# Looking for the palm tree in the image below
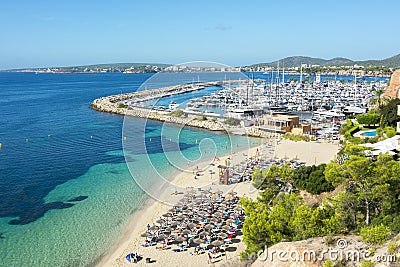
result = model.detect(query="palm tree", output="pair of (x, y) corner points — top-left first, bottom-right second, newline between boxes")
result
(370, 87), (386, 109)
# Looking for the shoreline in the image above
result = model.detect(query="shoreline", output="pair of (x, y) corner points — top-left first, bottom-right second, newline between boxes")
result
(97, 138), (340, 266)
(96, 142), (263, 267)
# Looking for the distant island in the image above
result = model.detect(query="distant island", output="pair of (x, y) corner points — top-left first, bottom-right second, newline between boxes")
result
(3, 54), (400, 77)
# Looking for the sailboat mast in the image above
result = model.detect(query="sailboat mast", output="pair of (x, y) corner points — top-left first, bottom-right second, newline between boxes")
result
(300, 64), (303, 84)
(276, 62), (280, 103)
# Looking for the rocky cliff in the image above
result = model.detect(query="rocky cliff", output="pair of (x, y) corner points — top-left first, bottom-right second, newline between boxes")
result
(384, 70), (400, 99)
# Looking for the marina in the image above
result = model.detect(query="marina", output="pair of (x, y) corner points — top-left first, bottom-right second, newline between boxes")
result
(102, 72), (389, 135)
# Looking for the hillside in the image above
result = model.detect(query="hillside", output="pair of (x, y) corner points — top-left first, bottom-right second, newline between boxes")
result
(251, 54), (400, 68)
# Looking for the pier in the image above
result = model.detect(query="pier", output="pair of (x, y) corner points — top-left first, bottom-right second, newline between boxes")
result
(90, 79), (263, 131)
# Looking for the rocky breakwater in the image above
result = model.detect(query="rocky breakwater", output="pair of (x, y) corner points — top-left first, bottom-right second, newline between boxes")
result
(90, 83), (226, 131)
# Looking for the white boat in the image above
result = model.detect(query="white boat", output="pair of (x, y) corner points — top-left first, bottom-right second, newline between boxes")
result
(343, 106), (366, 114)
(168, 102), (180, 110)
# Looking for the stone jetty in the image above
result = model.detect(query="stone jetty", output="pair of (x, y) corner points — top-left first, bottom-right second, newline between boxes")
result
(90, 80), (261, 132)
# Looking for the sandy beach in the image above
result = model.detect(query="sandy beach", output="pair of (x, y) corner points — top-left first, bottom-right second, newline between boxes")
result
(98, 138), (340, 267)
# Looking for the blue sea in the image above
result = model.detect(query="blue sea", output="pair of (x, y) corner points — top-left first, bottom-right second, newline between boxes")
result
(0, 71), (261, 266)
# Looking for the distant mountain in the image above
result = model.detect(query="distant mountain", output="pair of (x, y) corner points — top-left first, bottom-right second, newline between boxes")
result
(250, 54), (400, 68)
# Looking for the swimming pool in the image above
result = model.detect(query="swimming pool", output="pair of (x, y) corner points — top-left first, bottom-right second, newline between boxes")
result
(361, 130), (377, 137)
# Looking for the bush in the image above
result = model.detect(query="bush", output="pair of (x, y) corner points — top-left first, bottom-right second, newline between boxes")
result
(117, 103), (128, 108)
(224, 118), (240, 126)
(292, 164), (334, 195)
(379, 126), (397, 138)
(197, 115), (207, 121)
(170, 109), (184, 117)
(282, 133), (311, 142)
(360, 260), (374, 267)
(388, 241), (398, 255)
(360, 224), (391, 245)
(357, 113), (380, 126)
(322, 260), (335, 267)
(339, 120), (354, 134)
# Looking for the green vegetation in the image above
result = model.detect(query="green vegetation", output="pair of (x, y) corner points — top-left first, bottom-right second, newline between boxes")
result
(170, 109), (184, 117)
(379, 98), (400, 128)
(356, 113), (380, 126)
(360, 224), (391, 245)
(241, 151), (400, 258)
(388, 241), (399, 255)
(360, 260), (375, 267)
(224, 118), (240, 126)
(197, 115), (207, 121)
(249, 54), (400, 69)
(117, 103), (128, 108)
(376, 126), (397, 138)
(322, 260), (335, 267)
(292, 164), (334, 195)
(282, 133), (312, 142)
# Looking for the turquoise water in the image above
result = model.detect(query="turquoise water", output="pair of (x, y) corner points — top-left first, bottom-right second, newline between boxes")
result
(0, 72), (259, 266)
(361, 130), (377, 137)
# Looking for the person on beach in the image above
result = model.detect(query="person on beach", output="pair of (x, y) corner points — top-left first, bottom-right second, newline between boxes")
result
(147, 224), (150, 231)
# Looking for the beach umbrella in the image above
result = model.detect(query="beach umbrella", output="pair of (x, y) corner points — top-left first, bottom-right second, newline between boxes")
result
(175, 236), (187, 243)
(205, 224), (214, 230)
(164, 226), (173, 232)
(156, 219), (165, 224)
(140, 232), (151, 237)
(187, 222), (197, 229)
(157, 234), (168, 241)
(228, 191), (237, 196)
(197, 231), (207, 238)
(192, 238), (205, 244)
(163, 213), (173, 218)
(226, 219), (234, 224)
(221, 225), (230, 231)
(182, 229), (192, 235)
(211, 240), (224, 247)
(210, 218), (219, 223)
(149, 225), (159, 231)
(170, 221), (179, 227)
(218, 232), (228, 239)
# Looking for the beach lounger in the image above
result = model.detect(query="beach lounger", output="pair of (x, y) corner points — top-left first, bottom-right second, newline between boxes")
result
(210, 252), (222, 259)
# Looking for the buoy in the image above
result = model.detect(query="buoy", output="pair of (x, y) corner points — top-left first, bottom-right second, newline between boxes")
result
(0, 143), (2, 149)
(48, 134), (51, 138)
(195, 139), (198, 144)
(150, 138), (152, 142)
(26, 138), (29, 143)
(90, 135), (93, 139)
(123, 136), (127, 141)
(170, 138), (172, 142)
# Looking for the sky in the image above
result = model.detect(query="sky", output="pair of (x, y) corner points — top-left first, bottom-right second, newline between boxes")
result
(1, 0), (399, 69)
